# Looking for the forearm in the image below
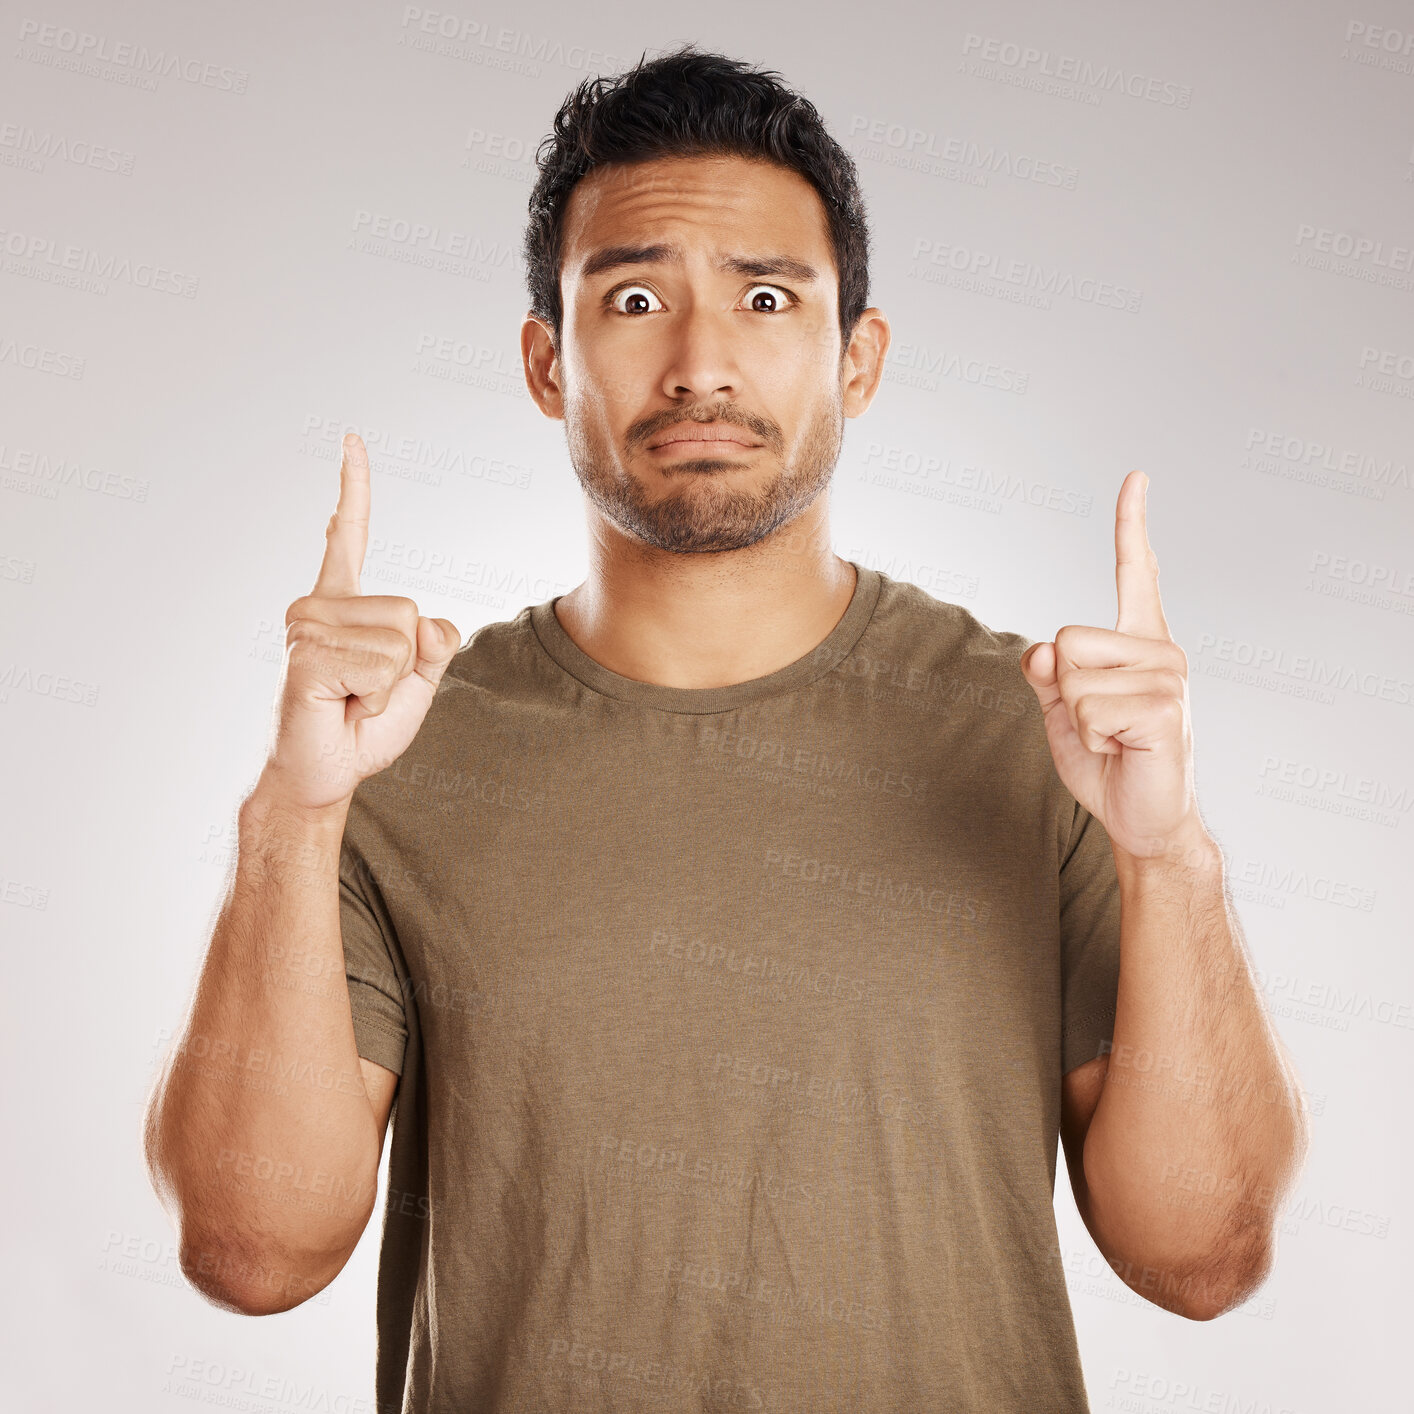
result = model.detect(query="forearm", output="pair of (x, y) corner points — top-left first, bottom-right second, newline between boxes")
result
(1081, 825), (1310, 1313)
(144, 780), (381, 1307)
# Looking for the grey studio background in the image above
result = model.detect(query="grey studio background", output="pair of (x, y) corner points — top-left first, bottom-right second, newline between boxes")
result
(3, 1), (1411, 1410)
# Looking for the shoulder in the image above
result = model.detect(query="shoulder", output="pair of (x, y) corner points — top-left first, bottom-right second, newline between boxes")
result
(856, 570), (1065, 818)
(431, 602), (564, 710)
(861, 568), (1038, 707)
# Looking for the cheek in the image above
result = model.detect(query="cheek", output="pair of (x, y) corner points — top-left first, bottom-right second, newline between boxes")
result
(786, 312), (842, 371)
(566, 306), (651, 392)
(563, 383), (626, 450)
(568, 343), (643, 416)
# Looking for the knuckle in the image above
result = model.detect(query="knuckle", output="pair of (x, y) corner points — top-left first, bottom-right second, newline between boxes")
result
(370, 629), (413, 673)
(360, 596), (420, 637)
(395, 599), (422, 639)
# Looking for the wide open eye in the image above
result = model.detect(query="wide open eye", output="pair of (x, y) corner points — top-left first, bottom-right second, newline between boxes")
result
(606, 284), (664, 315)
(741, 284), (796, 313)
(604, 283), (799, 315)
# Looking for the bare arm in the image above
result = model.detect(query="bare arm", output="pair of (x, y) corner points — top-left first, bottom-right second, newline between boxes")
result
(1025, 477), (1309, 1322)
(142, 435), (454, 1316)
(1069, 825), (1310, 1321)
(143, 784), (399, 1314)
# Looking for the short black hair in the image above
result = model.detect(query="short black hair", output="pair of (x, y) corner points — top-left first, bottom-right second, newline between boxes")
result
(522, 43), (872, 360)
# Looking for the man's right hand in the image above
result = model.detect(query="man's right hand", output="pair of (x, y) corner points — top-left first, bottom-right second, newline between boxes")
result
(259, 432), (460, 812)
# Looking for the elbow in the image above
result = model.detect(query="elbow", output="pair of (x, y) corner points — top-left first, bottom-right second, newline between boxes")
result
(178, 1242), (278, 1317)
(178, 1228), (336, 1316)
(1083, 1178), (1280, 1322)
(141, 1104), (303, 1315)
(142, 1080), (368, 1316)
(1172, 1232), (1277, 1322)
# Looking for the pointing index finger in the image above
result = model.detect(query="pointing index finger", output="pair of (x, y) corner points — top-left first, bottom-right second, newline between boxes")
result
(314, 433), (370, 597)
(1115, 470), (1169, 639)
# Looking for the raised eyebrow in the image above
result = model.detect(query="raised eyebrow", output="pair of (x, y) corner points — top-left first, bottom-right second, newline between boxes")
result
(580, 242), (820, 284)
(721, 253), (820, 283)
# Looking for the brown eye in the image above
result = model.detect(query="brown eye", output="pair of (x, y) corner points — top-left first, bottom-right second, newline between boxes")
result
(744, 284), (793, 313)
(608, 284), (662, 315)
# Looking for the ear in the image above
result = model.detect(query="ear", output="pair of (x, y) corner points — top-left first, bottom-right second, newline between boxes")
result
(841, 307), (891, 418)
(521, 313), (564, 419)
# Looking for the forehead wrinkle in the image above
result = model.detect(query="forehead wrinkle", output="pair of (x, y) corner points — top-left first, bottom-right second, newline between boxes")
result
(577, 241), (821, 284)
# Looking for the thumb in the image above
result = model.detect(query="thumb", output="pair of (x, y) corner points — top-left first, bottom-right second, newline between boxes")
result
(1020, 641), (1062, 709)
(413, 616), (461, 687)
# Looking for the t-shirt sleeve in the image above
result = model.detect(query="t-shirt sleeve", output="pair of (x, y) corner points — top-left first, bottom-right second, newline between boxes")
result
(1058, 798), (1123, 1075)
(338, 836), (409, 1078)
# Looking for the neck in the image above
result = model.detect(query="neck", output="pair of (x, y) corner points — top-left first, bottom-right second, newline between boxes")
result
(553, 499), (857, 691)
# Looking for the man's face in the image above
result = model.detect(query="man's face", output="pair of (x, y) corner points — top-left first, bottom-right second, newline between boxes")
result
(542, 154), (853, 555)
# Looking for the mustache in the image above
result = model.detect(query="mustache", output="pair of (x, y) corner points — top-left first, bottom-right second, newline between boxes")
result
(632, 406), (778, 448)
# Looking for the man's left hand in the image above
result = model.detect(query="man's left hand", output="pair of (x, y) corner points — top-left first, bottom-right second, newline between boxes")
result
(1019, 470), (1203, 862)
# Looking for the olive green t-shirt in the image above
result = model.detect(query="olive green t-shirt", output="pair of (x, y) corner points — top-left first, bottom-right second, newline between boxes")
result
(338, 561), (1122, 1413)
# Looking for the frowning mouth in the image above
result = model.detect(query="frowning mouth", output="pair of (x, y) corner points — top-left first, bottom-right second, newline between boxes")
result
(648, 423), (765, 451)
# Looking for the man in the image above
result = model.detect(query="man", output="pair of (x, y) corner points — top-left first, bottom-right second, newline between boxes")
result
(144, 44), (1309, 1414)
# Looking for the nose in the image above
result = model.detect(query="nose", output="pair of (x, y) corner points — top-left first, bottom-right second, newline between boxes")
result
(660, 301), (742, 402)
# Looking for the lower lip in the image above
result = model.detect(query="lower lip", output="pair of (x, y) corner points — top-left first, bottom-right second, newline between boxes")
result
(650, 439), (759, 453)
